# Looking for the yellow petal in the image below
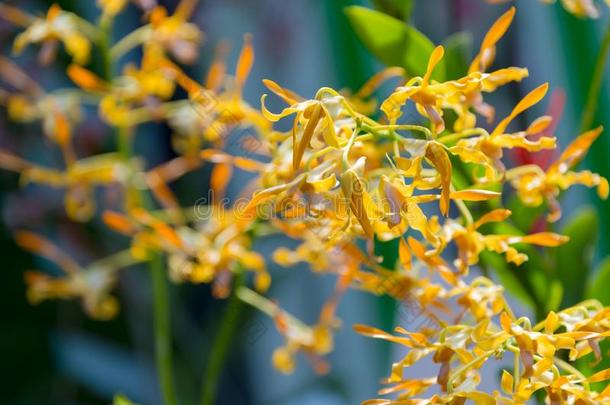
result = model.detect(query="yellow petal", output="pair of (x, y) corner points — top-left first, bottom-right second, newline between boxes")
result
(425, 142), (451, 216)
(450, 189), (500, 201)
(518, 232), (568, 247)
(501, 370), (513, 394)
(493, 83), (548, 136)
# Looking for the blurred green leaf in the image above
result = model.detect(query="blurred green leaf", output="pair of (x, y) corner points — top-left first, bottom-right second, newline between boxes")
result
(441, 32), (472, 80)
(546, 280), (563, 313)
(114, 394), (140, 405)
(586, 256), (610, 304)
(374, 236), (399, 270)
(555, 207), (598, 307)
(344, 6), (444, 80)
(488, 222), (555, 318)
(371, 0), (414, 21)
(506, 196), (547, 233)
(479, 251), (535, 310)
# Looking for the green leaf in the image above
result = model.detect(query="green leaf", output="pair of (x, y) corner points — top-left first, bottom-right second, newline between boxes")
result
(441, 32), (472, 80)
(371, 0), (414, 21)
(344, 6), (444, 80)
(555, 207), (598, 307)
(586, 256), (610, 304)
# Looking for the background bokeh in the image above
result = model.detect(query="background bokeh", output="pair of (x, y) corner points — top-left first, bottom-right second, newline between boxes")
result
(0, 0), (608, 404)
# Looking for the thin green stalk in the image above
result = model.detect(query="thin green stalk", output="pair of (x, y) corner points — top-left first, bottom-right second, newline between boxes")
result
(201, 271), (246, 405)
(99, 17), (114, 83)
(151, 251), (178, 405)
(581, 19), (610, 132)
(99, 20), (177, 405)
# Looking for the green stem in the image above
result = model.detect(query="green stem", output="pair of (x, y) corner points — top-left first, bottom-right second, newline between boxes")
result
(99, 17), (113, 82)
(151, 251), (178, 405)
(201, 271), (246, 405)
(581, 19), (610, 132)
(99, 19), (177, 405)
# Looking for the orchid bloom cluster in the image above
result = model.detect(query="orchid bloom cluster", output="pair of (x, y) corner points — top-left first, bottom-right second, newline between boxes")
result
(1, 2), (610, 404)
(0, 0), (270, 317)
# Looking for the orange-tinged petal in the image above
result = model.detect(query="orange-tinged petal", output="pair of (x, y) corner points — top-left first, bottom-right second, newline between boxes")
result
(235, 34), (254, 92)
(354, 67), (405, 99)
(469, 7), (515, 73)
(450, 189), (500, 201)
(518, 232), (568, 246)
(353, 324), (417, 347)
(293, 104), (322, 171)
(262, 79), (301, 105)
(205, 40), (229, 91)
(15, 231), (81, 274)
(102, 211), (137, 235)
(526, 115), (553, 135)
(233, 156), (265, 172)
(67, 64), (106, 92)
(500, 311), (512, 332)
(210, 162), (233, 200)
(423, 46), (444, 87)
(501, 370), (513, 394)
(493, 83), (548, 136)
(588, 368), (610, 383)
(548, 126), (603, 175)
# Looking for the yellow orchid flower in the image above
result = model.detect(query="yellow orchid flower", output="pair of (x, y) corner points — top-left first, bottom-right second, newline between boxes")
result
(0, 150), (128, 221)
(439, 209), (568, 272)
(103, 202), (270, 296)
(147, 0), (202, 64)
(16, 231), (139, 320)
(381, 8), (528, 134)
(12, 4), (93, 65)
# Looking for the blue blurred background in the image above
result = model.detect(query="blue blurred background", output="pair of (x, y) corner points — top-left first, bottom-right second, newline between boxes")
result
(0, 0), (609, 404)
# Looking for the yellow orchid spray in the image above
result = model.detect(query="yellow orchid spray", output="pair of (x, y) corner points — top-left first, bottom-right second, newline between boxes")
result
(0, 1), (609, 405)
